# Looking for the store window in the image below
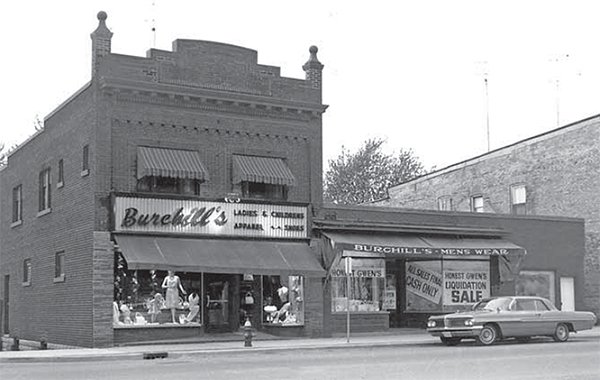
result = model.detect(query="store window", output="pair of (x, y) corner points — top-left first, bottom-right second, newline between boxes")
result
(331, 258), (386, 313)
(114, 255), (202, 326)
(405, 257), (490, 313)
(510, 184), (527, 215)
(262, 275), (304, 325)
(515, 270), (555, 304)
(12, 185), (22, 225)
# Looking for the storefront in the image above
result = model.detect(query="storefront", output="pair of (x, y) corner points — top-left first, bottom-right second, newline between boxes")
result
(321, 232), (526, 331)
(111, 195), (325, 343)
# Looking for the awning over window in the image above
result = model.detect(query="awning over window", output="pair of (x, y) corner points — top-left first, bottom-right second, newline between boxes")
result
(232, 155), (296, 186)
(137, 147), (209, 181)
(321, 232), (526, 257)
(114, 235), (325, 277)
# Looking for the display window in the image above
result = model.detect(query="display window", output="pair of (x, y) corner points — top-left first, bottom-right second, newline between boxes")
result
(262, 275), (304, 326)
(331, 258), (386, 313)
(114, 255), (201, 327)
(405, 257), (490, 313)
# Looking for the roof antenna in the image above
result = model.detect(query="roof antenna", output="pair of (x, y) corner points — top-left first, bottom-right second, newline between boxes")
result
(476, 61), (491, 152)
(146, 0), (157, 48)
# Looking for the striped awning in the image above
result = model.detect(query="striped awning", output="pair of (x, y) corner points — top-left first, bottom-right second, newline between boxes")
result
(137, 147), (209, 181)
(233, 155), (296, 186)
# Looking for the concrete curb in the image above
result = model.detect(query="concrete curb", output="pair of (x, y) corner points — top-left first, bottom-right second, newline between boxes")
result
(1, 327), (598, 363)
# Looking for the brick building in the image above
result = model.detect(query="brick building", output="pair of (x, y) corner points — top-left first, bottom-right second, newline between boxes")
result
(0, 12), (327, 347)
(0, 12), (592, 348)
(373, 115), (599, 320)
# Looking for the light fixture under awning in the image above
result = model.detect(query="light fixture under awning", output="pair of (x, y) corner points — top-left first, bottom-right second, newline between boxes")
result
(232, 155), (296, 186)
(137, 147), (209, 181)
(114, 235), (325, 277)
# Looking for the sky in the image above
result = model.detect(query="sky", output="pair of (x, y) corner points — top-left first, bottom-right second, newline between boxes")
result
(1, 1), (599, 170)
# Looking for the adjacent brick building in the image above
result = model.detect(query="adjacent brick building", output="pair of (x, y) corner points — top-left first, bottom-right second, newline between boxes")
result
(374, 115), (600, 320)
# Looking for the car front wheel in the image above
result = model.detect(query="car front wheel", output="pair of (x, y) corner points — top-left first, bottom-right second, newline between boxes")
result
(477, 324), (498, 346)
(553, 323), (570, 342)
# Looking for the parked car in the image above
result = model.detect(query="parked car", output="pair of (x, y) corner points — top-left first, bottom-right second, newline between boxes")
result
(427, 296), (596, 346)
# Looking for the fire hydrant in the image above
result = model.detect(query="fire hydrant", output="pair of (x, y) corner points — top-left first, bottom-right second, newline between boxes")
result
(244, 318), (252, 347)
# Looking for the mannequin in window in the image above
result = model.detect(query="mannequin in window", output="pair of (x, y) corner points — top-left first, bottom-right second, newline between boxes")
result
(273, 285), (290, 323)
(162, 270), (186, 323)
(183, 291), (200, 323)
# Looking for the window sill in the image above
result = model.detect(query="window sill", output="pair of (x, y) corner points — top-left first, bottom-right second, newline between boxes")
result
(22, 281), (31, 287)
(37, 208), (52, 218)
(113, 322), (201, 329)
(262, 322), (305, 327)
(53, 275), (66, 283)
(57, 181), (64, 189)
(81, 169), (89, 177)
(11, 220), (22, 228)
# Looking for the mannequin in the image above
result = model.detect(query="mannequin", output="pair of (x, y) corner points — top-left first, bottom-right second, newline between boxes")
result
(162, 270), (186, 323)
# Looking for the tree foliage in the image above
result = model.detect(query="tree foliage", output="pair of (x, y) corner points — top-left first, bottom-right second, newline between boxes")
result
(324, 138), (428, 205)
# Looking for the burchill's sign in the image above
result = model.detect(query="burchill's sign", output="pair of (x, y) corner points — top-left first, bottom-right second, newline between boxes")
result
(114, 196), (308, 239)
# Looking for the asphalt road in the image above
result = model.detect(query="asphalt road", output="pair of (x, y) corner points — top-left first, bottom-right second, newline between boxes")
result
(2, 336), (599, 380)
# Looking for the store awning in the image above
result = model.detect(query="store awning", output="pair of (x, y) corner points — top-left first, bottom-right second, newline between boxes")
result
(321, 232), (526, 257)
(114, 235), (325, 277)
(137, 147), (209, 181)
(232, 155), (296, 186)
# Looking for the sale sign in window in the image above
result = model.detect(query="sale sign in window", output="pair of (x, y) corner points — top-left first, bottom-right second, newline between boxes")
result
(443, 267), (490, 305)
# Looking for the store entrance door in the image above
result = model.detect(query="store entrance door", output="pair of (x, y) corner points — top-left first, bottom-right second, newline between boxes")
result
(204, 274), (234, 332)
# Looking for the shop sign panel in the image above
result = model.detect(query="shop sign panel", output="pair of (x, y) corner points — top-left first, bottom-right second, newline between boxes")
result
(443, 269), (490, 305)
(405, 262), (443, 303)
(114, 196), (307, 239)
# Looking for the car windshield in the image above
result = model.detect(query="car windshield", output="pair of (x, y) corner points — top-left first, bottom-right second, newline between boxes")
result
(473, 298), (512, 312)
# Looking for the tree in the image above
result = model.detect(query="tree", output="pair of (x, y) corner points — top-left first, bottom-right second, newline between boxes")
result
(324, 137), (429, 205)
(0, 143), (7, 167)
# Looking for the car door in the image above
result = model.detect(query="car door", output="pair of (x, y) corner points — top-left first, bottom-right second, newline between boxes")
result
(511, 299), (545, 336)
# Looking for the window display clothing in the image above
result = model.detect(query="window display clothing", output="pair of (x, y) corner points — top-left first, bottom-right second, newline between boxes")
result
(162, 273), (184, 308)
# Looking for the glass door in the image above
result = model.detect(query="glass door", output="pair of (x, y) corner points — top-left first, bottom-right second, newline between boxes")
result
(205, 274), (231, 332)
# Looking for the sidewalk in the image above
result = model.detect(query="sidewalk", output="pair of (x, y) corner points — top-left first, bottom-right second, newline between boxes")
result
(1, 326), (598, 363)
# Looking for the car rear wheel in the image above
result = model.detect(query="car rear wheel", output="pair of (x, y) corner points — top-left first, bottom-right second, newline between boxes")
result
(477, 324), (498, 346)
(553, 323), (569, 342)
(440, 337), (462, 346)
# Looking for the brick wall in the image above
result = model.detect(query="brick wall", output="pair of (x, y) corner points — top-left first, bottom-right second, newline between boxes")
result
(377, 116), (600, 318)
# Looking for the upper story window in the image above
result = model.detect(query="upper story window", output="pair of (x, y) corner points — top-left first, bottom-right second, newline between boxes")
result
(12, 185), (22, 225)
(38, 168), (51, 213)
(233, 155), (296, 201)
(437, 196), (453, 211)
(136, 147), (208, 196)
(471, 195), (484, 213)
(510, 184), (527, 215)
(58, 159), (64, 187)
(82, 145), (90, 176)
(54, 251), (66, 282)
(23, 259), (32, 286)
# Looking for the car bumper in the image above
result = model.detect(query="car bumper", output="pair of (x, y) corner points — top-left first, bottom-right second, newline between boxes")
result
(428, 326), (483, 338)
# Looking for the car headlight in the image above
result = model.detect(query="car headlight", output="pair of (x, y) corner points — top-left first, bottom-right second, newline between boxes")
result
(464, 319), (474, 326)
(427, 320), (437, 328)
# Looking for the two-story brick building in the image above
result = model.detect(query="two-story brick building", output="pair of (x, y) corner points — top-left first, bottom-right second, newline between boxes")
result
(0, 12), (327, 347)
(373, 115), (599, 320)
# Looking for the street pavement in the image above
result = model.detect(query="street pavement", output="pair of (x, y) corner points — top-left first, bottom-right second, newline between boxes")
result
(1, 326), (598, 363)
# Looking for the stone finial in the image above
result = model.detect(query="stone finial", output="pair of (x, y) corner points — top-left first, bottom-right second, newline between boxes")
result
(303, 45), (324, 71)
(303, 46), (324, 94)
(91, 11), (113, 77)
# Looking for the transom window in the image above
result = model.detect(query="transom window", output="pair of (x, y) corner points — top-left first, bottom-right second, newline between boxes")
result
(242, 182), (287, 200)
(137, 176), (201, 196)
